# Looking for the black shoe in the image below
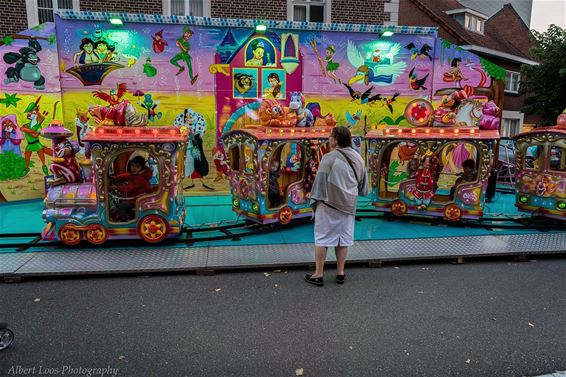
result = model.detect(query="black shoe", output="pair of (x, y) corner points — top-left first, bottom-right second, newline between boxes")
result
(336, 274), (345, 284)
(304, 274), (324, 286)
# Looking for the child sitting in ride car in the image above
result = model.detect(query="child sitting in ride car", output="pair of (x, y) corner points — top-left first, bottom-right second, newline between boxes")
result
(450, 159), (477, 199)
(268, 159), (281, 208)
(113, 156), (152, 221)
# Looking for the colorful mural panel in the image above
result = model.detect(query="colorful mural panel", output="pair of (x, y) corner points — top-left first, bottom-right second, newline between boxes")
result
(0, 12), (504, 201)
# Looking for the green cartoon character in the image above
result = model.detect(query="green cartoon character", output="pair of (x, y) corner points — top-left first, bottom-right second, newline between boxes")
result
(170, 27), (198, 85)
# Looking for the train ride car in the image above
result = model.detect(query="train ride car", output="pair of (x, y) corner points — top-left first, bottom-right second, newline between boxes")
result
(222, 125), (334, 224)
(513, 113), (566, 220)
(41, 124), (188, 245)
(366, 94), (500, 221)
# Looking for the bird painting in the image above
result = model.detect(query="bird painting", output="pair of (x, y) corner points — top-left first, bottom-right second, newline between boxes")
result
(404, 42), (433, 61)
(92, 83), (127, 106)
(346, 41), (407, 86)
(345, 109), (363, 126)
(408, 67), (429, 91)
(382, 92), (400, 114)
(343, 83), (382, 105)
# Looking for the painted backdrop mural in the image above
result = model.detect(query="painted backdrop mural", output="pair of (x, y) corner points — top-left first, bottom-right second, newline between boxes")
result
(0, 12), (504, 201)
(0, 23), (61, 201)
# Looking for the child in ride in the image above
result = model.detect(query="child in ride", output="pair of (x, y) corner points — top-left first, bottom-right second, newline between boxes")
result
(450, 159), (477, 199)
(113, 156), (152, 221)
(268, 159), (281, 208)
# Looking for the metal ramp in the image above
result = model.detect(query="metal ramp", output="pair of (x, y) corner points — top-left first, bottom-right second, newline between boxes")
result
(1, 233), (564, 281)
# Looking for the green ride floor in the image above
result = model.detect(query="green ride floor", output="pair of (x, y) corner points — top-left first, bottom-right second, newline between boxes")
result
(0, 192), (555, 253)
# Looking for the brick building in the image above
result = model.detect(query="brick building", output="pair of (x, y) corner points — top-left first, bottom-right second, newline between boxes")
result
(1, 0), (538, 134)
(1, 0), (396, 38)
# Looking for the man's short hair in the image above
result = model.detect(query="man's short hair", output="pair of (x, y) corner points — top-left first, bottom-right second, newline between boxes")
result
(332, 126), (352, 148)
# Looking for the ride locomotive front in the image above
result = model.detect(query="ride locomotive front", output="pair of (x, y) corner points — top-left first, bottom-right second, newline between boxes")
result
(41, 125), (188, 245)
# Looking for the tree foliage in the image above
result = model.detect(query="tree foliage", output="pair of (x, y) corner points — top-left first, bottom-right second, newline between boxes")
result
(520, 25), (566, 125)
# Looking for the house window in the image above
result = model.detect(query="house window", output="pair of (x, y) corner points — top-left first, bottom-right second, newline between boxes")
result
(26, 0), (79, 26)
(501, 118), (521, 138)
(505, 71), (521, 93)
(288, 0), (330, 23)
(464, 13), (484, 33)
(163, 0), (210, 17)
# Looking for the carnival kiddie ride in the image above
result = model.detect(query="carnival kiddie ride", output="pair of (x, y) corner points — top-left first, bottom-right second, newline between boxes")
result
(41, 102), (189, 245)
(366, 91), (501, 221)
(222, 95), (338, 224)
(513, 110), (566, 220)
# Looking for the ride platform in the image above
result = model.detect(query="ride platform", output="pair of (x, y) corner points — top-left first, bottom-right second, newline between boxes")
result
(1, 193), (565, 281)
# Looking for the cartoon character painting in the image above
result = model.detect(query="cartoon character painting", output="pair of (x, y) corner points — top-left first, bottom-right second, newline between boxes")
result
(234, 72), (255, 95)
(170, 27), (198, 85)
(140, 94), (162, 122)
(404, 42), (433, 60)
(3, 39), (46, 90)
(94, 39), (118, 63)
(152, 29), (168, 53)
(343, 84), (382, 105)
(246, 39), (266, 66)
(346, 41), (407, 86)
(0, 114), (24, 156)
(408, 67), (429, 91)
(21, 98), (53, 175)
(92, 83), (128, 106)
(212, 147), (227, 182)
(263, 72), (283, 99)
(387, 141), (418, 191)
(174, 109), (211, 189)
(317, 45), (341, 84)
(73, 38), (99, 65)
(443, 58), (468, 83)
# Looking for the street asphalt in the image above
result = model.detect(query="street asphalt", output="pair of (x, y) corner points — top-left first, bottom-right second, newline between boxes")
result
(1, 256), (566, 377)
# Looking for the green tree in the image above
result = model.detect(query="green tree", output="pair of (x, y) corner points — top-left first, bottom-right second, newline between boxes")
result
(520, 25), (566, 125)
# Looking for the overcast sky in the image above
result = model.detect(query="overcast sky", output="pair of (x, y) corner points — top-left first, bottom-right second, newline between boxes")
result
(530, 0), (566, 32)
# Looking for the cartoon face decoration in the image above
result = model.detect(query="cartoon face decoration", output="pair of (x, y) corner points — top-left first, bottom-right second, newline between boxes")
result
(271, 105), (283, 117)
(2, 119), (14, 133)
(55, 139), (74, 158)
(234, 73), (254, 94)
